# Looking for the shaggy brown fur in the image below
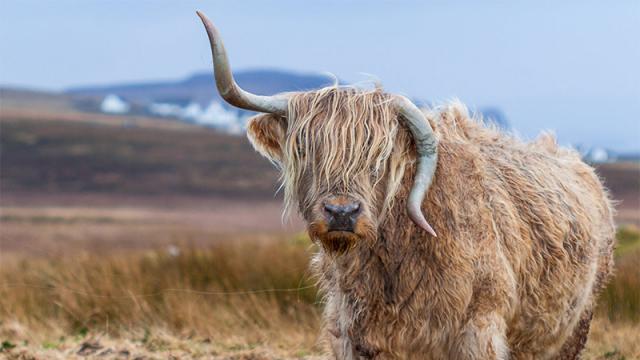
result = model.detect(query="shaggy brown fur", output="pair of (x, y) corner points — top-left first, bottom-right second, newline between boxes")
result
(246, 87), (615, 359)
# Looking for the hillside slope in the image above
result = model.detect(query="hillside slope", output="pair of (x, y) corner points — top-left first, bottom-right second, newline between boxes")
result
(0, 111), (280, 199)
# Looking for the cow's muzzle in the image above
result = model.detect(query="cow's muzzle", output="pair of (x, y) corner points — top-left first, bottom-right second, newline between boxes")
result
(323, 197), (361, 233)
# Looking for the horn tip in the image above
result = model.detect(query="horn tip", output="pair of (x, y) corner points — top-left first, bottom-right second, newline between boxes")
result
(195, 10), (208, 22)
(421, 221), (437, 237)
(408, 205), (437, 237)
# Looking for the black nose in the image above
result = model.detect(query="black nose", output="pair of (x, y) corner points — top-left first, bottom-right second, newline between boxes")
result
(324, 201), (361, 232)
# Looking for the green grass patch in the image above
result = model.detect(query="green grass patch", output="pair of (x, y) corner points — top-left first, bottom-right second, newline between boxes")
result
(615, 226), (640, 256)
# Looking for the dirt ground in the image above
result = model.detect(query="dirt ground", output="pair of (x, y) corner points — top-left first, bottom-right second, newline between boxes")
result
(1, 193), (304, 257)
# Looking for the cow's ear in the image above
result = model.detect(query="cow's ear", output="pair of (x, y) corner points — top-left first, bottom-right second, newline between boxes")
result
(246, 113), (286, 165)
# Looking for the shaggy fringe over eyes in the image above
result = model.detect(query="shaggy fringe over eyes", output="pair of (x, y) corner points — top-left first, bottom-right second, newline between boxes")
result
(282, 86), (413, 219)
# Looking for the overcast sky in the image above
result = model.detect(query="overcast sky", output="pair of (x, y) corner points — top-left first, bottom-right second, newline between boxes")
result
(1, 0), (638, 151)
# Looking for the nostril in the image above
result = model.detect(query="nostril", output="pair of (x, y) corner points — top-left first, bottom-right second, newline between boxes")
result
(324, 203), (340, 216)
(349, 203), (361, 215)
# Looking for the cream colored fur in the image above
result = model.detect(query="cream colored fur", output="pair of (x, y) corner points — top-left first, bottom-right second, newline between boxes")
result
(246, 87), (615, 359)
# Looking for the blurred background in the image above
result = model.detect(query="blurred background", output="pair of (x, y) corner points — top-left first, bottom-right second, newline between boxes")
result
(0, 1), (638, 359)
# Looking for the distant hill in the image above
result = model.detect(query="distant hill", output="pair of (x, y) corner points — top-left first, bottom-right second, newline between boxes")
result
(0, 87), (77, 111)
(66, 69), (337, 107)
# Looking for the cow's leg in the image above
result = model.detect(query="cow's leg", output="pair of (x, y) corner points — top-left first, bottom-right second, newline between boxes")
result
(553, 309), (593, 360)
(327, 328), (348, 359)
(450, 312), (509, 360)
(327, 330), (362, 360)
(328, 331), (387, 360)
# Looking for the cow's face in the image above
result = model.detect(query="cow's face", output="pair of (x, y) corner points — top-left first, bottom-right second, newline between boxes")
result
(197, 12), (439, 243)
(247, 89), (412, 253)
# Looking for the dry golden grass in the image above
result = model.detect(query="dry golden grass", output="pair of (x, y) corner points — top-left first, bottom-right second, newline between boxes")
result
(598, 227), (640, 324)
(1, 211), (638, 359)
(585, 317), (640, 360)
(583, 226), (640, 360)
(0, 234), (323, 358)
(1, 246), (316, 335)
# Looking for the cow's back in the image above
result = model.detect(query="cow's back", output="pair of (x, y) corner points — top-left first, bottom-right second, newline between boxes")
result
(428, 104), (615, 358)
(487, 136), (613, 357)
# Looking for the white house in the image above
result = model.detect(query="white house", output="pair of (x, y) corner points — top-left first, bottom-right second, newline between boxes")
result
(148, 102), (183, 118)
(100, 94), (130, 114)
(147, 99), (246, 135)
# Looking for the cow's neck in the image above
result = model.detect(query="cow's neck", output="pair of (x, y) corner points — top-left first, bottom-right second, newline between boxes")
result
(331, 210), (424, 308)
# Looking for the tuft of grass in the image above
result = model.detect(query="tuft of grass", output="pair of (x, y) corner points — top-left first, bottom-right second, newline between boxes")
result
(614, 226), (640, 256)
(1, 340), (16, 352)
(585, 317), (639, 359)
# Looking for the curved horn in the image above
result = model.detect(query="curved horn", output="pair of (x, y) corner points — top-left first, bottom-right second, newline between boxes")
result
(196, 11), (288, 114)
(394, 96), (439, 237)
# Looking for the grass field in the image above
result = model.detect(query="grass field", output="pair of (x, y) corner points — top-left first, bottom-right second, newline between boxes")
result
(0, 234), (321, 359)
(1, 109), (639, 359)
(1, 213), (639, 359)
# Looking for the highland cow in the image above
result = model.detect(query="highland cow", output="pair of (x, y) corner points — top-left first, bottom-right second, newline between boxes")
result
(197, 12), (615, 359)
